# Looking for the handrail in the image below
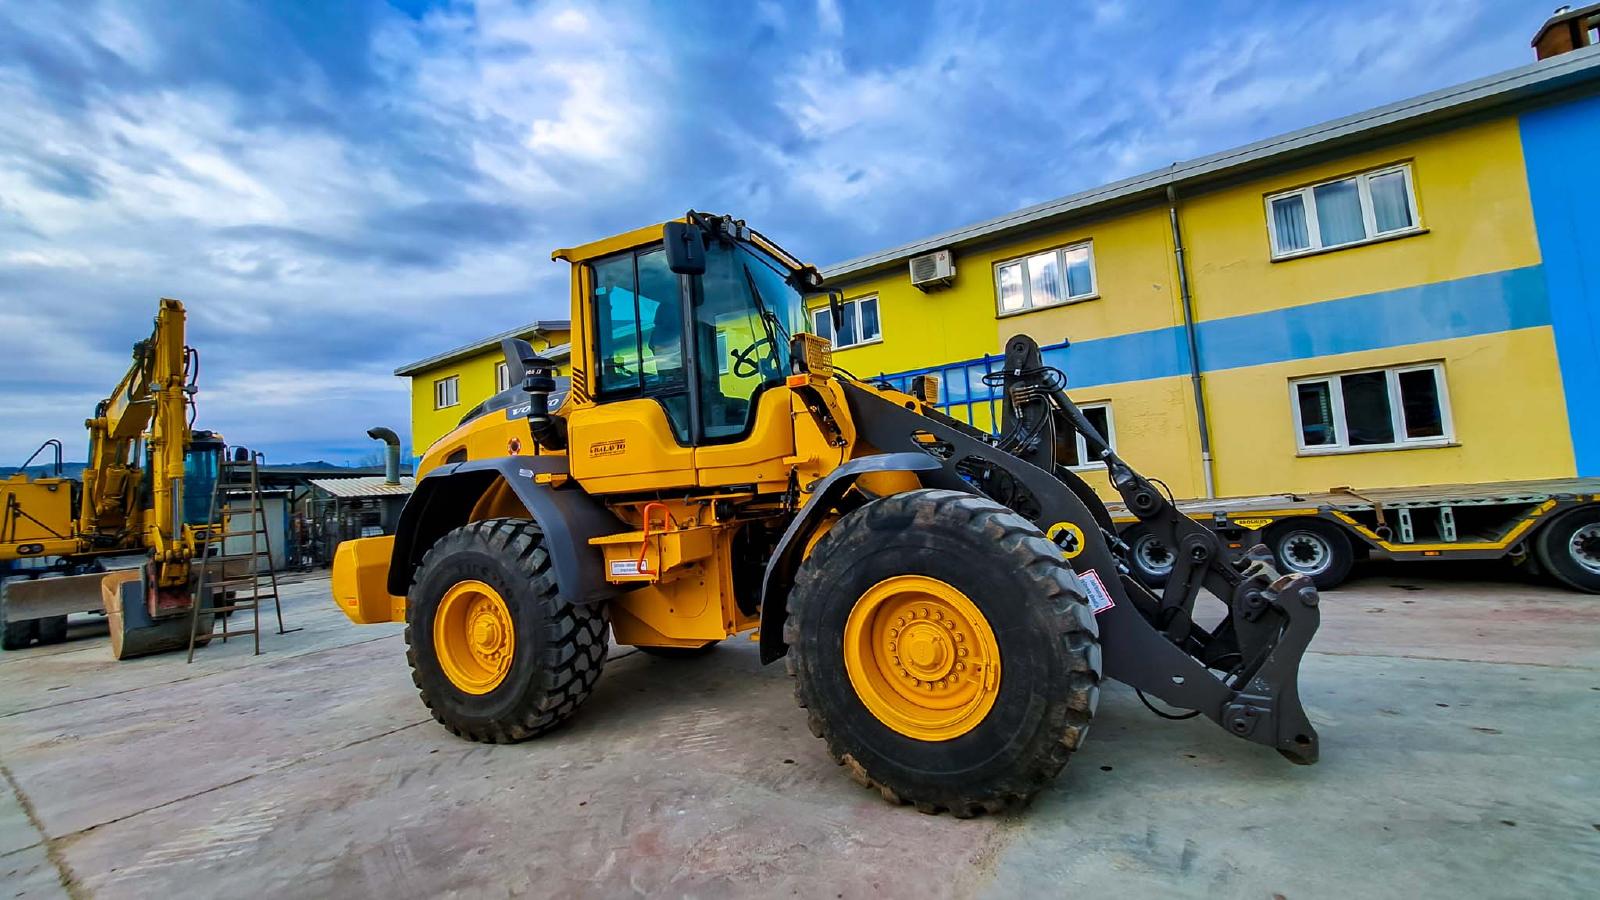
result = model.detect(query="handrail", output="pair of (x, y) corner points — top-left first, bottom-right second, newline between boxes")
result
(17, 439), (64, 477)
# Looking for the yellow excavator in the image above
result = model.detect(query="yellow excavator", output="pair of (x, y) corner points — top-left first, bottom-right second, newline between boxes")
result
(333, 213), (1321, 815)
(1, 298), (225, 657)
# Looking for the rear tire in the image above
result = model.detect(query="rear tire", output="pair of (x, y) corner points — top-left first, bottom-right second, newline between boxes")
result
(407, 518), (609, 742)
(1534, 506), (1600, 593)
(785, 489), (1101, 816)
(637, 641), (720, 659)
(1266, 519), (1353, 590)
(2, 616), (36, 651)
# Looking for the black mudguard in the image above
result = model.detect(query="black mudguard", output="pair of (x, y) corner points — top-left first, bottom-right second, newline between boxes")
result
(757, 452), (942, 664)
(386, 456), (627, 605)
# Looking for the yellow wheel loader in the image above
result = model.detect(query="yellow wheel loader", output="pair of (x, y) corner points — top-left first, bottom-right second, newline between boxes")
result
(1, 299), (226, 658)
(334, 213), (1321, 815)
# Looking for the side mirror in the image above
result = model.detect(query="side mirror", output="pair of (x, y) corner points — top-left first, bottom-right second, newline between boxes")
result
(663, 221), (706, 275)
(829, 291), (845, 330)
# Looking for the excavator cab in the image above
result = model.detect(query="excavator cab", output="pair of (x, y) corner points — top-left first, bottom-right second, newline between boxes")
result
(332, 212), (1322, 817)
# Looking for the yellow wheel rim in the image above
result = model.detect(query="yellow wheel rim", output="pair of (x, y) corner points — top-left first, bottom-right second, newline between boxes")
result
(433, 580), (515, 695)
(842, 575), (1001, 741)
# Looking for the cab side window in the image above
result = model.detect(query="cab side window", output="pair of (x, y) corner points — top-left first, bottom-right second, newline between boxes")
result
(590, 247), (690, 441)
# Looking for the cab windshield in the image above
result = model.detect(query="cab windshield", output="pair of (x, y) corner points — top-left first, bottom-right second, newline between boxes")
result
(694, 241), (809, 438)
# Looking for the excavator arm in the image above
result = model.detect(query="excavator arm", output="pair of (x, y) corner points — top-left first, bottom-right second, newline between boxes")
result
(78, 299), (201, 588)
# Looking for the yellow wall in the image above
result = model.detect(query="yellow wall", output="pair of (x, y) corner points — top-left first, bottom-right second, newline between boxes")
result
(1205, 327), (1572, 495)
(816, 113), (1568, 501)
(1181, 118), (1540, 319)
(810, 207), (1183, 376)
(406, 330), (569, 456)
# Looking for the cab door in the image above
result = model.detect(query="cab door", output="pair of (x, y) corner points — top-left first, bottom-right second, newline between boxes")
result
(689, 242), (799, 491)
(566, 245), (697, 494)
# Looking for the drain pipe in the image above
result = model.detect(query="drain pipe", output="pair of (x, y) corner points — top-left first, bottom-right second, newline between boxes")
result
(366, 427), (402, 485)
(1167, 185), (1216, 499)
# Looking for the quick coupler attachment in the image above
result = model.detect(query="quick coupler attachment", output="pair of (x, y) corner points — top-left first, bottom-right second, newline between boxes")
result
(1223, 571), (1320, 764)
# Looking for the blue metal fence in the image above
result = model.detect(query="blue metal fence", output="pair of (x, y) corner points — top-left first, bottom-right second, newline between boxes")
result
(868, 339), (1072, 434)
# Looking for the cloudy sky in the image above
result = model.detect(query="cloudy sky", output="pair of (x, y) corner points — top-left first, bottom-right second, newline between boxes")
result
(0, 0), (1544, 464)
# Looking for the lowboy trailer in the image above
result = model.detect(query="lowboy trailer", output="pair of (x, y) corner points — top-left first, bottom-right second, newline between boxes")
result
(1114, 477), (1600, 593)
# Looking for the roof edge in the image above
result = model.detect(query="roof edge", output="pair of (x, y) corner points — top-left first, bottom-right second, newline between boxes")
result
(821, 46), (1600, 283)
(394, 320), (571, 376)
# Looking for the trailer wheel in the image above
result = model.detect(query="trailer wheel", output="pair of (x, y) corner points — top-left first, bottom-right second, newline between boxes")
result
(1266, 519), (1353, 590)
(785, 489), (1101, 817)
(1121, 524), (1174, 587)
(1534, 506), (1600, 593)
(406, 518), (609, 743)
(637, 641), (720, 659)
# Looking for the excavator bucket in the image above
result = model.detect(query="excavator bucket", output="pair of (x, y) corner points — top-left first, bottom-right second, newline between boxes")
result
(101, 567), (213, 659)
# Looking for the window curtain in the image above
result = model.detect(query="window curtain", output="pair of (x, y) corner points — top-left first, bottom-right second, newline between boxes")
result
(1369, 171), (1413, 233)
(1272, 195), (1310, 252)
(1313, 179), (1366, 246)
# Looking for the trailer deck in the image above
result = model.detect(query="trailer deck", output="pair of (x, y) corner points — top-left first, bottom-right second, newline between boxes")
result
(1110, 477), (1600, 589)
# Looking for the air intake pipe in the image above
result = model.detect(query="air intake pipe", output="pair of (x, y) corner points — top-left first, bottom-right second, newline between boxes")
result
(366, 426), (402, 485)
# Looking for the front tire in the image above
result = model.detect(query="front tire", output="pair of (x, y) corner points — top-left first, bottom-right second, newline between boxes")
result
(785, 489), (1101, 816)
(1534, 506), (1600, 593)
(36, 615), (68, 645)
(407, 518), (609, 742)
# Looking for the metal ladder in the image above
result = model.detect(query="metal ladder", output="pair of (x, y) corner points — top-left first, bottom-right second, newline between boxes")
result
(186, 450), (294, 662)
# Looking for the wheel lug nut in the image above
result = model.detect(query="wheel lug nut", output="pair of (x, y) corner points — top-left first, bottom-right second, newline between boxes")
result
(957, 647), (968, 657)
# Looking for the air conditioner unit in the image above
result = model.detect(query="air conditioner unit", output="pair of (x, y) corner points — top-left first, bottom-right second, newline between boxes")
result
(908, 249), (955, 291)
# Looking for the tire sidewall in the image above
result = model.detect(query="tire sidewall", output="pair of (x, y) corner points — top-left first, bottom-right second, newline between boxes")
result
(793, 499), (1088, 801)
(1537, 507), (1600, 592)
(410, 539), (552, 728)
(1268, 519), (1353, 590)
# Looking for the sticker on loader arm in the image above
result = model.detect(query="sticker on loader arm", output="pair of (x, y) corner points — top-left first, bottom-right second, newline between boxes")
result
(609, 559), (643, 577)
(1078, 570), (1115, 616)
(1046, 521), (1086, 559)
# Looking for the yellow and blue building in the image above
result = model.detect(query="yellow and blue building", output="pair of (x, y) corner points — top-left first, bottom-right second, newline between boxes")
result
(395, 46), (1599, 504)
(814, 46), (1600, 502)
(396, 320), (570, 456)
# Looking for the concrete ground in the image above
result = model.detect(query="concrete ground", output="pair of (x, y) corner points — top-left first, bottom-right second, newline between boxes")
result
(2, 563), (1597, 899)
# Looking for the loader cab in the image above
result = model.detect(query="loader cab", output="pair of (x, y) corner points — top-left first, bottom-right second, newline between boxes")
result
(562, 216), (812, 493)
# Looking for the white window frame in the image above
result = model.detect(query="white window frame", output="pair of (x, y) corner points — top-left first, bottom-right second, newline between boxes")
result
(495, 361), (512, 393)
(812, 294), (883, 349)
(1265, 163), (1422, 260)
(1066, 402), (1115, 469)
(993, 241), (1098, 316)
(433, 375), (459, 409)
(1289, 362), (1452, 455)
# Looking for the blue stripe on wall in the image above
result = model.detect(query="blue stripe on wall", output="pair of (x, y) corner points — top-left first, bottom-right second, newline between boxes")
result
(1056, 265), (1550, 389)
(1521, 95), (1600, 477)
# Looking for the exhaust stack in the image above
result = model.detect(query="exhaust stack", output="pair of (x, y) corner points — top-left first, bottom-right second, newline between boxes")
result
(366, 427), (401, 485)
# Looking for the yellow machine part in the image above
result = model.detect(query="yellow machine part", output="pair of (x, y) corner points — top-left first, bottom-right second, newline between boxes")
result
(0, 475), (79, 558)
(332, 535), (407, 624)
(609, 527), (758, 647)
(842, 575), (1002, 741)
(433, 579), (514, 694)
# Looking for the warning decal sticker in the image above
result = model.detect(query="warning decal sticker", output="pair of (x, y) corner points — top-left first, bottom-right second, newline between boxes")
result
(1079, 569), (1115, 616)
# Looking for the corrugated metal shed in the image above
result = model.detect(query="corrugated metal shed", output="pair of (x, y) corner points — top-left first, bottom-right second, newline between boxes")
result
(308, 476), (416, 498)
